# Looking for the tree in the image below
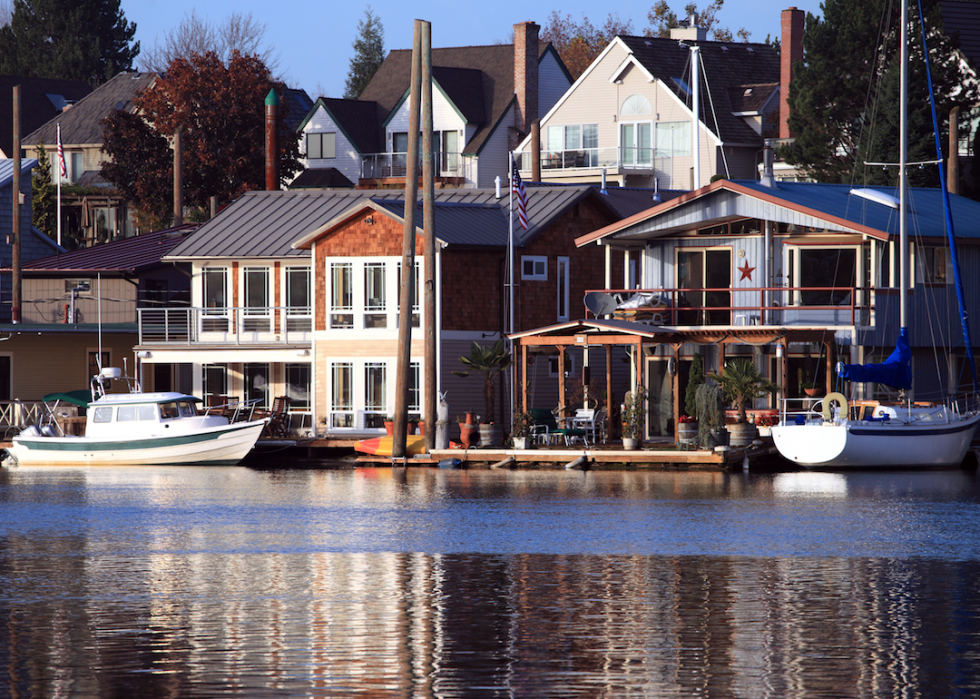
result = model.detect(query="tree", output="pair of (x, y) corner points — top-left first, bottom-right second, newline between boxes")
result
(453, 340), (514, 424)
(100, 50), (303, 226)
(646, 0), (749, 42)
(31, 141), (56, 239)
(708, 358), (778, 424)
(781, 0), (975, 184)
(0, 0), (138, 85)
(541, 11), (633, 81)
(137, 10), (280, 76)
(344, 7), (384, 99)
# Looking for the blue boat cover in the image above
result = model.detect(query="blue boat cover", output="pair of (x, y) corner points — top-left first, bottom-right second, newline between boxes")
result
(838, 328), (913, 389)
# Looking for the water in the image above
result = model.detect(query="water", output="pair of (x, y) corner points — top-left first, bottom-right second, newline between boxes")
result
(2, 465), (980, 697)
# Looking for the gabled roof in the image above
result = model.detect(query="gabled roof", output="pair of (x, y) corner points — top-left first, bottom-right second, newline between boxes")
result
(615, 36), (780, 145)
(577, 179), (980, 246)
(19, 225), (197, 274)
(298, 98), (386, 154)
(281, 87), (314, 132)
(24, 72), (157, 148)
(165, 185), (660, 260)
(0, 75), (92, 156)
(359, 42), (556, 155)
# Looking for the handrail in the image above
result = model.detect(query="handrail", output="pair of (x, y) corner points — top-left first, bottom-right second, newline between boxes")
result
(138, 307), (313, 345)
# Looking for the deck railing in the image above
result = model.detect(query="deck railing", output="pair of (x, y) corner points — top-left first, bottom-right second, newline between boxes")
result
(361, 151), (466, 180)
(584, 285), (873, 327)
(138, 307), (313, 345)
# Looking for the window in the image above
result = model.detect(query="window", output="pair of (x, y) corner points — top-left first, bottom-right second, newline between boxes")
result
(441, 130), (459, 172)
(92, 407), (113, 423)
(655, 121), (691, 157)
(243, 267), (270, 332)
(917, 246), (948, 284)
(244, 363), (270, 409)
(203, 364), (227, 407)
(285, 267), (311, 331)
(788, 247), (857, 306)
(364, 362), (387, 427)
(307, 132), (336, 159)
(557, 257), (570, 322)
(285, 363), (311, 410)
(330, 262), (353, 328)
(202, 268), (227, 324)
(546, 125), (563, 151)
(522, 256), (547, 281)
(331, 362), (354, 428)
(564, 124), (581, 150)
(396, 260), (420, 328)
(621, 122), (652, 167)
(621, 94), (652, 116)
(117, 406), (137, 422)
(364, 263), (387, 328)
(549, 354), (575, 377)
(409, 362), (421, 420)
(582, 124), (598, 150)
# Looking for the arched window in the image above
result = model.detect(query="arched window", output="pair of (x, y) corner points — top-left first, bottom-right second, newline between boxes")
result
(621, 94), (652, 116)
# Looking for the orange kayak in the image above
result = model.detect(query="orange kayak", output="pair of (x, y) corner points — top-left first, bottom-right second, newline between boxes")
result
(355, 435), (428, 457)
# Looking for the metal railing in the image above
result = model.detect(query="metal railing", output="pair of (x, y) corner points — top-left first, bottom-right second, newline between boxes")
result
(361, 150), (465, 179)
(138, 307), (313, 345)
(515, 147), (676, 183)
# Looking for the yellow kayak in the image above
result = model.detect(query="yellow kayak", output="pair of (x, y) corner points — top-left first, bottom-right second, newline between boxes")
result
(355, 435), (428, 457)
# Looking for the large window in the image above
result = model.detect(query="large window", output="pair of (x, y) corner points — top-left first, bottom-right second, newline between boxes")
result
(330, 262), (353, 328)
(655, 121), (691, 158)
(202, 268), (228, 332)
(243, 267), (270, 332)
(544, 123), (599, 168)
(285, 363), (311, 410)
(916, 246), (948, 284)
(285, 267), (311, 331)
(307, 132), (336, 159)
(621, 122), (652, 167)
(326, 258), (420, 330)
(396, 261), (420, 329)
(331, 362), (354, 428)
(244, 363), (270, 409)
(790, 248), (856, 306)
(203, 364), (228, 407)
(364, 362), (387, 427)
(364, 263), (387, 328)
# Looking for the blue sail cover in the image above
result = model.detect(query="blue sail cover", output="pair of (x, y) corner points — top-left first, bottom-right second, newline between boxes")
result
(839, 328), (913, 389)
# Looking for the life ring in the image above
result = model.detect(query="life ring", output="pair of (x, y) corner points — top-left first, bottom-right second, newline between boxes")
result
(821, 392), (848, 421)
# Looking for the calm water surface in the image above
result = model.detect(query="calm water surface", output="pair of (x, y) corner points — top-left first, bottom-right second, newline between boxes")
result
(1, 465), (979, 698)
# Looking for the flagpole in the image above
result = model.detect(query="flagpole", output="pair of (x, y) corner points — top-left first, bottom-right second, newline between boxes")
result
(56, 123), (63, 247)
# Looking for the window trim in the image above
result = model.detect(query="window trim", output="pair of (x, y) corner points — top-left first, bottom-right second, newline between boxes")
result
(307, 132), (336, 159)
(557, 256), (570, 322)
(521, 255), (547, 281)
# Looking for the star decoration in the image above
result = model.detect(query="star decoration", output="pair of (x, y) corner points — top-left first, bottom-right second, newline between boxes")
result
(738, 260), (755, 281)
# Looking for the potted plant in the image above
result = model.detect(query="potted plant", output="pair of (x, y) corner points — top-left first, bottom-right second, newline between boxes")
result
(709, 358), (779, 447)
(510, 409), (536, 450)
(454, 340), (513, 447)
(679, 353), (704, 444)
(801, 373), (820, 396)
(695, 382), (727, 449)
(384, 416), (394, 436)
(621, 386), (648, 450)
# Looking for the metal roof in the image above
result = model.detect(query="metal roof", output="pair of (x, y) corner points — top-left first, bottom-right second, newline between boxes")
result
(19, 225), (198, 273)
(166, 185), (660, 260)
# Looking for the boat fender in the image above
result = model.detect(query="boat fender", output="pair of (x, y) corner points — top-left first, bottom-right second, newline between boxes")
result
(438, 457), (462, 469)
(821, 392), (848, 422)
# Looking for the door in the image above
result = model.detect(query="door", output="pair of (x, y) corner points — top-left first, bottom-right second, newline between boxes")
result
(621, 123), (652, 167)
(676, 248), (731, 325)
(646, 359), (673, 438)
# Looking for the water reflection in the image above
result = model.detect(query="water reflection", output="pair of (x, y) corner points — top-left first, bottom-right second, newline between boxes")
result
(0, 467), (978, 697)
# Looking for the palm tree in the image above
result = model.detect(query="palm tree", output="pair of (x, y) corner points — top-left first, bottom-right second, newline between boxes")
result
(453, 340), (513, 423)
(708, 358), (778, 423)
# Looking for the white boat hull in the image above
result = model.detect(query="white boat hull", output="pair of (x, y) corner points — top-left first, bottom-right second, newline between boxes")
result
(771, 412), (980, 468)
(7, 420), (267, 466)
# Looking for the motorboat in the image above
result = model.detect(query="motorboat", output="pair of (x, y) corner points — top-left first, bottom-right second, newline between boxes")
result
(6, 367), (267, 466)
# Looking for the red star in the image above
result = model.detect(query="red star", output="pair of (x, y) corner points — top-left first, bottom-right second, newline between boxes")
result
(738, 260), (755, 281)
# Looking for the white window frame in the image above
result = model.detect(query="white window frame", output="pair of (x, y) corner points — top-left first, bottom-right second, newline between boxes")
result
(521, 255), (547, 281)
(242, 266), (270, 317)
(326, 257), (422, 331)
(557, 256), (570, 322)
(307, 132), (336, 159)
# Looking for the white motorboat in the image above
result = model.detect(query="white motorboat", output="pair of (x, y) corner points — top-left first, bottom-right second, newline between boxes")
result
(6, 367), (267, 466)
(772, 0), (980, 468)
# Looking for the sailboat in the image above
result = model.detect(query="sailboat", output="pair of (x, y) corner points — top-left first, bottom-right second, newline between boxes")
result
(771, 0), (980, 468)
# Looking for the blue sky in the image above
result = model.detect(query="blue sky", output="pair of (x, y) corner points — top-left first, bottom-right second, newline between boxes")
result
(124, 0), (824, 99)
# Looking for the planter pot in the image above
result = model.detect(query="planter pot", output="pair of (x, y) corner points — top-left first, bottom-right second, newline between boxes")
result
(384, 421), (394, 436)
(729, 422), (758, 448)
(407, 421), (418, 436)
(459, 421), (478, 449)
(757, 426), (772, 438)
(622, 437), (639, 450)
(513, 436), (533, 450)
(677, 422), (698, 444)
(418, 421), (425, 436)
(804, 388), (820, 397)
(479, 423), (502, 447)
(705, 428), (729, 449)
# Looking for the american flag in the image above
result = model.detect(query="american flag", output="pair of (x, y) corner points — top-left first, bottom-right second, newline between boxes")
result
(57, 123), (67, 180)
(511, 161), (528, 230)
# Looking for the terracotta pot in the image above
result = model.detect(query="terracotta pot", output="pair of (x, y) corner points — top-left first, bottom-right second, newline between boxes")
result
(418, 420), (425, 436)
(804, 388), (820, 397)
(407, 421), (418, 435)
(384, 421), (394, 436)
(460, 414), (478, 449)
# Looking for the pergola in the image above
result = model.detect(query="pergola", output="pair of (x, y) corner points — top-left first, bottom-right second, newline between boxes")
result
(509, 319), (836, 441)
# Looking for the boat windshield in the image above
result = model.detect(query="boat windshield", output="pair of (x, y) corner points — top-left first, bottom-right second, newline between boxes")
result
(160, 402), (180, 420)
(178, 401), (198, 417)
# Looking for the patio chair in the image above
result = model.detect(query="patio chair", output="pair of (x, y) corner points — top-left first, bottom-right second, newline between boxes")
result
(529, 408), (587, 446)
(258, 396), (291, 438)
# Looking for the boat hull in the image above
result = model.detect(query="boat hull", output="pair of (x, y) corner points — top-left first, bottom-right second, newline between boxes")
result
(355, 435), (428, 457)
(7, 420), (267, 466)
(771, 413), (980, 468)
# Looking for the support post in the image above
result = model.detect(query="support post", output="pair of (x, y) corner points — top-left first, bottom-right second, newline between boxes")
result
(421, 21), (436, 453)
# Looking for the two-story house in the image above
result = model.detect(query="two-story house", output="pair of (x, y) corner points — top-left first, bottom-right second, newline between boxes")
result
(134, 184), (664, 437)
(514, 25), (780, 191)
(292, 22), (572, 191)
(551, 173), (980, 441)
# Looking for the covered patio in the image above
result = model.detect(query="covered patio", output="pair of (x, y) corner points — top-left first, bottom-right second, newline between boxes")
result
(509, 319), (836, 444)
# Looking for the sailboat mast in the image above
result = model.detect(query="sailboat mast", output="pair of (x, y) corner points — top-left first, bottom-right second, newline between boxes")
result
(899, 0), (909, 329)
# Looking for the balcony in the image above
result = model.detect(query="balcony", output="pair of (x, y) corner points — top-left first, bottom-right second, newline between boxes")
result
(516, 148), (676, 184)
(138, 307), (313, 345)
(585, 286), (873, 328)
(360, 151), (469, 182)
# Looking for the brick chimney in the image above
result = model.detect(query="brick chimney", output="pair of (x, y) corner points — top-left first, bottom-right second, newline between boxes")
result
(514, 21), (540, 138)
(780, 7), (805, 140)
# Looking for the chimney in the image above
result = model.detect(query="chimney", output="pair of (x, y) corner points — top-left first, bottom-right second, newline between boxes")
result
(265, 89), (281, 191)
(514, 21), (540, 138)
(780, 7), (805, 140)
(760, 139), (778, 188)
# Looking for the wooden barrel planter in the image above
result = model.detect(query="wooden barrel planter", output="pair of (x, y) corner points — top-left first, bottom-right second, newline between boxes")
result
(728, 422), (758, 448)
(677, 421), (699, 444)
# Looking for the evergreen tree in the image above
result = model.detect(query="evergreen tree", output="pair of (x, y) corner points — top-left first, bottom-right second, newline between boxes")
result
(31, 141), (56, 240)
(0, 0), (138, 85)
(343, 7), (384, 99)
(782, 0), (975, 185)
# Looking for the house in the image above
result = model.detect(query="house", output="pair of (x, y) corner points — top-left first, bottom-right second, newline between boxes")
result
(22, 71), (158, 244)
(0, 75), (92, 158)
(559, 173), (980, 440)
(514, 23), (780, 191)
(292, 22), (572, 191)
(0, 225), (196, 426)
(133, 184), (666, 437)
